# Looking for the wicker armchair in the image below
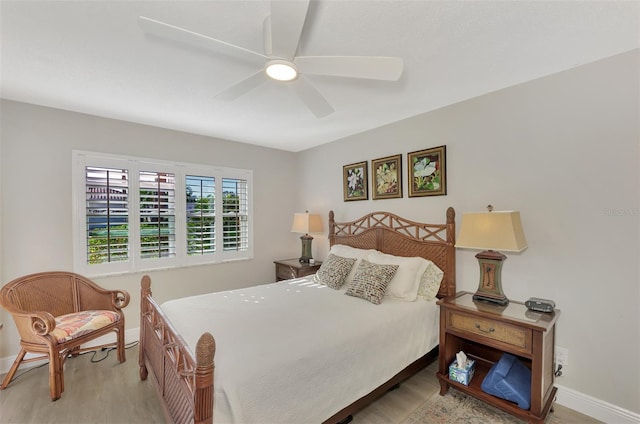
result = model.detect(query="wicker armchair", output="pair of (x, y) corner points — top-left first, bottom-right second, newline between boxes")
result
(0, 271), (130, 400)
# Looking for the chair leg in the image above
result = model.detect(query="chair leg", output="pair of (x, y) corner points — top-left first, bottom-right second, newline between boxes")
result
(0, 347), (27, 390)
(117, 327), (126, 363)
(59, 352), (65, 395)
(48, 351), (63, 401)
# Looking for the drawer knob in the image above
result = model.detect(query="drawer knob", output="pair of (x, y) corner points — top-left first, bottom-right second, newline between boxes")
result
(475, 323), (495, 334)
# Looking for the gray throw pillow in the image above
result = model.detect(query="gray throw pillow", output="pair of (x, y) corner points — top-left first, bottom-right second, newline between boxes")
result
(345, 259), (399, 305)
(314, 254), (357, 289)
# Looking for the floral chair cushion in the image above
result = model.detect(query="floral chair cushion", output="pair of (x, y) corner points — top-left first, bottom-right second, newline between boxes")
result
(51, 310), (120, 344)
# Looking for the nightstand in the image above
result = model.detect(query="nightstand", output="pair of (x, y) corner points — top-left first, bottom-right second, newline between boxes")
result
(274, 258), (322, 281)
(436, 291), (560, 424)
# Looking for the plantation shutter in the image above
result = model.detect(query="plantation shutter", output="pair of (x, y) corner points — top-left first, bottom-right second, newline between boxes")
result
(186, 175), (216, 255)
(85, 166), (129, 264)
(222, 177), (249, 251)
(139, 171), (176, 259)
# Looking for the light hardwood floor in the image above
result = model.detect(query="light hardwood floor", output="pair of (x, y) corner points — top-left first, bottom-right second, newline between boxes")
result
(0, 345), (600, 423)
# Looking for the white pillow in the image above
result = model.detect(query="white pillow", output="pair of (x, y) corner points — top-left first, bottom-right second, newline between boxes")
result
(367, 251), (429, 301)
(329, 244), (377, 284)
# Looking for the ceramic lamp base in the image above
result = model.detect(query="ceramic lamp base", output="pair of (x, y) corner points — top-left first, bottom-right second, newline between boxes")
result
(472, 250), (509, 306)
(299, 234), (313, 263)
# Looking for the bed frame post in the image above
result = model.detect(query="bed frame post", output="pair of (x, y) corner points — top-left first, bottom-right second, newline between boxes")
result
(328, 210), (336, 246)
(194, 333), (216, 424)
(139, 275), (151, 381)
(444, 207), (456, 298)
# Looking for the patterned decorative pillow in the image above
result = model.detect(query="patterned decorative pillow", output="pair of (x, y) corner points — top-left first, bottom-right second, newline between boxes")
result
(345, 259), (399, 305)
(314, 254), (357, 289)
(329, 244), (377, 284)
(416, 261), (445, 301)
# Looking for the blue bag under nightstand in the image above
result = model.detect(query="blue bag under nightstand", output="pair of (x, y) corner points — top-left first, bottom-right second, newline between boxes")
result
(481, 353), (531, 409)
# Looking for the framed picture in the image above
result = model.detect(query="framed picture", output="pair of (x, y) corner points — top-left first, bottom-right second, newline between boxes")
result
(372, 154), (402, 200)
(408, 145), (447, 197)
(343, 161), (368, 201)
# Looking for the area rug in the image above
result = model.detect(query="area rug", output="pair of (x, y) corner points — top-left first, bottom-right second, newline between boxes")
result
(404, 390), (562, 424)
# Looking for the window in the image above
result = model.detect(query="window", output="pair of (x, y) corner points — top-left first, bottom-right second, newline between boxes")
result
(85, 166), (129, 264)
(222, 178), (249, 252)
(186, 175), (215, 256)
(73, 151), (253, 276)
(139, 171), (176, 259)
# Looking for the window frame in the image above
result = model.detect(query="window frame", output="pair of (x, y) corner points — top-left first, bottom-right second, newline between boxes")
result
(72, 151), (253, 277)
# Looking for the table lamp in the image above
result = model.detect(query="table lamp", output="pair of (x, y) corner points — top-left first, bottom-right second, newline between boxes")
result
(291, 211), (323, 263)
(455, 205), (527, 305)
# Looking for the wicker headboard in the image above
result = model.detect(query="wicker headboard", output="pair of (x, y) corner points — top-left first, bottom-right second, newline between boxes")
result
(328, 207), (456, 299)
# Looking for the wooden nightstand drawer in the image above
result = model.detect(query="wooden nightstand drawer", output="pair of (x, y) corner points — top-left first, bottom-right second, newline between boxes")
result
(295, 267), (320, 279)
(274, 259), (322, 281)
(276, 264), (298, 280)
(447, 310), (532, 354)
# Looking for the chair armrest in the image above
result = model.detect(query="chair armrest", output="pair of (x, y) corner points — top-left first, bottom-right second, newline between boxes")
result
(75, 278), (130, 311)
(112, 290), (130, 310)
(29, 311), (57, 335)
(9, 310), (57, 342)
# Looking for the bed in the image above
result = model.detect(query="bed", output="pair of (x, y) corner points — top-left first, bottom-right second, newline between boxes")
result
(138, 208), (456, 424)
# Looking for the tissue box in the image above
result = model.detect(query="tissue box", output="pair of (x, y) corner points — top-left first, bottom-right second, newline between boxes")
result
(449, 359), (476, 385)
(481, 353), (531, 409)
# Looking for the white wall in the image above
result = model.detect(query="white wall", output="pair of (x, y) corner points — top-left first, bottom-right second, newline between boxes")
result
(0, 101), (301, 357)
(297, 50), (640, 415)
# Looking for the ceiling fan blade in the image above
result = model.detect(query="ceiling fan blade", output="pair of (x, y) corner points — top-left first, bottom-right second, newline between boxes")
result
(289, 76), (334, 118)
(296, 56), (404, 81)
(139, 16), (267, 62)
(215, 70), (267, 101)
(269, 0), (310, 59)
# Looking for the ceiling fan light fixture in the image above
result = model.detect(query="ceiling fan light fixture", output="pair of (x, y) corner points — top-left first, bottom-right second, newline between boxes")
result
(265, 60), (298, 82)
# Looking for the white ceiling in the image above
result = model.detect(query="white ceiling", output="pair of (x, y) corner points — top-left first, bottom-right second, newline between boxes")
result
(1, 1), (638, 152)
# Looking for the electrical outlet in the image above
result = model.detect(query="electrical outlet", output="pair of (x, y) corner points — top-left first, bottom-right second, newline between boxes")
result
(555, 346), (568, 375)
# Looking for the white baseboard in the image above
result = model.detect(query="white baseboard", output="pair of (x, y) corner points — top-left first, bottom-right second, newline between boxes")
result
(556, 384), (640, 424)
(3, 334), (638, 423)
(1, 327), (140, 375)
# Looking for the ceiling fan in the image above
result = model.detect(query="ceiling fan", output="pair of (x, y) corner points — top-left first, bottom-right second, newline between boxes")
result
(138, 0), (403, 118)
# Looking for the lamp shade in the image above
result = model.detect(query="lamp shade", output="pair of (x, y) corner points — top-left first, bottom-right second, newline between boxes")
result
(291, 212), (323, 234)
(455, 211), (527, 252)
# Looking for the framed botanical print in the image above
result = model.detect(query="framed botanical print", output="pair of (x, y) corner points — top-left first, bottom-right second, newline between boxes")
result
(343, 161), (368, 201)
(408, 145), (447, 197)
(372, 154), (402, 200)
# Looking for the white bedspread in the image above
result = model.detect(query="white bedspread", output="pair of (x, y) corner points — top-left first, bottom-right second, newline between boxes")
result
(161, 276), (439, 424)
